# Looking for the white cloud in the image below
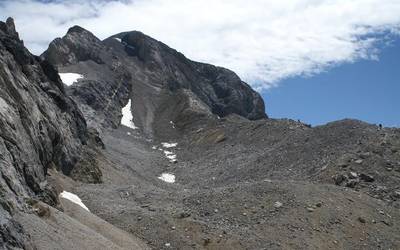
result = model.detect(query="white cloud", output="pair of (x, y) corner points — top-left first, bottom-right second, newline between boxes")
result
(1, 0), (400, 90)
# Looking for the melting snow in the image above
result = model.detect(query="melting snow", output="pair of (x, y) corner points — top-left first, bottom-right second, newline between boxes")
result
(163, 150), (177, 163)
(59, 191), (90, 211)
(114, 37), (122, 42)
(160, 142), (178, 162)
(161, 142), (178, 148)
(121, 99), (138, 129)
(158, 173), (175, 183)
(59, 73), (83, 86)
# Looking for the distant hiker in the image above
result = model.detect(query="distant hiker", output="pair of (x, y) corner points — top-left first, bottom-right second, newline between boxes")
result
(379, 124), (383, 130)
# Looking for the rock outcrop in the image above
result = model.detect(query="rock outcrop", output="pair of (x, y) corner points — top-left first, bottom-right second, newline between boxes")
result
(0, 18), (100, 248)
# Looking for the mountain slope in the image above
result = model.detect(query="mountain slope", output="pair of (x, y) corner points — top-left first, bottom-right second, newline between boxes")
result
(0, 17), (400, 250)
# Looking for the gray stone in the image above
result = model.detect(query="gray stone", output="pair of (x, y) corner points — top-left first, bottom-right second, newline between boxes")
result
(274, 201), (283, 208)
(358, 217), (366, 223)
(359, 173), (374, 182)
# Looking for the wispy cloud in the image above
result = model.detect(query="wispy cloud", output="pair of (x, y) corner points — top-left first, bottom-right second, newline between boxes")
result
(1, 0), (400, 90)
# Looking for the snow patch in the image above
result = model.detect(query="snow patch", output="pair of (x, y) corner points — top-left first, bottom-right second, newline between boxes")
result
(114, 37), (121, 42)
(163, 150), (177, 163)
(161, 142), (178, 148)
(152, 146), (157, 150)
(121, 99), (138, 129)
(170, 121), (175, 129)
(59, 73), (83, 86)
(59, 191), (90, 211)
(160, 142), (178, 162)
(158, 173), (175, 183)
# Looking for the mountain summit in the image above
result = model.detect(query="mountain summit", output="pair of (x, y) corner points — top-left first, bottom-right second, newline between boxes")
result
(1, 19), (400, 249)
(42, 26), (266, 137)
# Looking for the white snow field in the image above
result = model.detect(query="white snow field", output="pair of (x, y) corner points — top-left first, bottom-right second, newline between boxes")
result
(121, 99), (138, 129)
(158, 173), (175, 183)
(58, 73), (83, 86)
(161, 142), (178, 148)
(59, 191), (90, 212)
(163, 150), (177, 163)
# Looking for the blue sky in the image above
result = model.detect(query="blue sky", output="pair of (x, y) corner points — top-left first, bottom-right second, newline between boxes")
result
(263, 37), (399, 127)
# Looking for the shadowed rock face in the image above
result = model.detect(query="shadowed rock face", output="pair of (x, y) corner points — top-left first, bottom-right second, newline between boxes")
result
(42, 26), (266, 137)
(0, 18), (96, 248)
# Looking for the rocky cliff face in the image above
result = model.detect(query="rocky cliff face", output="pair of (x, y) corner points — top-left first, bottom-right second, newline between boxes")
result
(0, 18), (102, 248)
(42, 26), (266, 138)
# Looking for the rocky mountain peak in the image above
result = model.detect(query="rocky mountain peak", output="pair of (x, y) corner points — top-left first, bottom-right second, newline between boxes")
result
(1, 17), (19, 39)
(42, 27), (266, 139)
(67, 25), (88, 34)
(42, 25), (104, 66)
(5, 17), (15, 28)
(118, 30), (268, 122)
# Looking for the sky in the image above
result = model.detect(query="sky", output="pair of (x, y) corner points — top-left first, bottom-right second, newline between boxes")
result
(0, 0), (399, 127)
(263, 36), (400, 127)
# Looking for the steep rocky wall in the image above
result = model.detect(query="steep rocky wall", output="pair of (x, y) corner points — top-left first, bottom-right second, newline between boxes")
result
(0, 18), (94, 248)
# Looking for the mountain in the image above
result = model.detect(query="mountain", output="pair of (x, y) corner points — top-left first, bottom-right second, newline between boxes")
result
(42, 26), (266, 137)
(1, 17), (400, 249)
